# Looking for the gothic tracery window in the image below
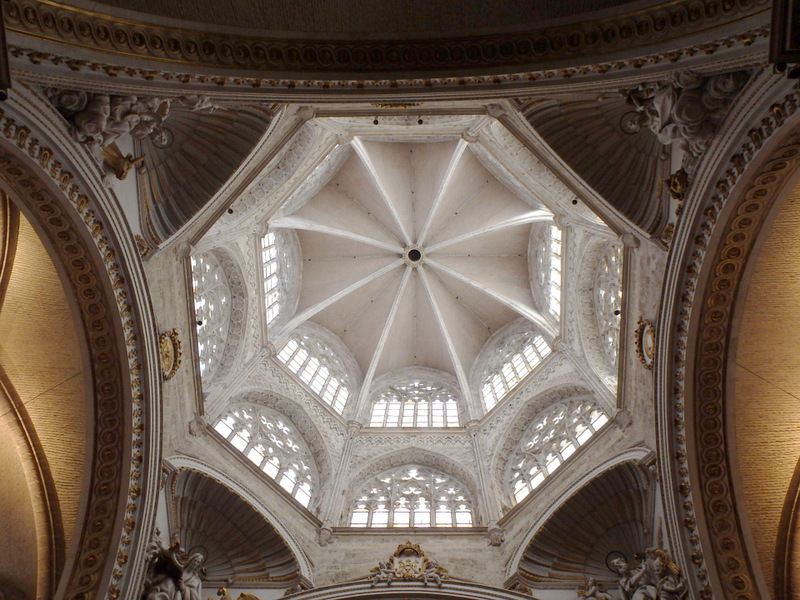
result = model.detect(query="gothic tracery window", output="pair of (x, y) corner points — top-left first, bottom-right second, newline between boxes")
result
(480, 333), (552, 412)
(276, 334), (351, 414)
(191, 253), (231, 379)
(350, 465), (473, 528)
(509, 398), (609, 504)
(369, 380), (460, 427)
(213, 404), (315, 507)
(594, 244), (623, 365)
(261, 232), (281, 325)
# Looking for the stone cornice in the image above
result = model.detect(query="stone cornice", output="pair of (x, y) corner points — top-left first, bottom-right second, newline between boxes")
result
(3, 0), (771, 96)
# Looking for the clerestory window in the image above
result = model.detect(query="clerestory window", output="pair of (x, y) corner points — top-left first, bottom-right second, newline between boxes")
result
(191, 253), (231, 379)
(261, 232), (281, 325)
(350, 465), (473, 528)
(276, 335), (351, 414)
(370, 380), (460, 428)
(214, 404), (315, 507)
(544, 224), (562, 319)
(509, 398), (609, 504)
(481, 334), (552, 411)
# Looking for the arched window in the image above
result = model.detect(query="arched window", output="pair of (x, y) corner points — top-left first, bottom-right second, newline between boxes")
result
(370, 380), (460, 427)
(191, 253), (231, 379)
(542, 224), (562, 319)
(480, 334), (552, 412)
(350, 465), (473, 528)
(509, 398), (609, 504)
(276, 334), (352, 414)
(261, 232), (281, 325)
(213, 404), (315, 507)
(594, 244), (623, 365)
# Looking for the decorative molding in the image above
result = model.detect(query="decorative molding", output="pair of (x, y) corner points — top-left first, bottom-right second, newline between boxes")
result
(5, 22), (770, 93)
(159, 328), (182, 380)
(0, 106), (150, 600)
(665, 81), (800, 600)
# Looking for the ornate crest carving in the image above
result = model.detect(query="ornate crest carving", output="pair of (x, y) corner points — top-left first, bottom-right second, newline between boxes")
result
(369, 542), (447, 587)
(159, 328), (182, 380)
(634, 318), (655, 370)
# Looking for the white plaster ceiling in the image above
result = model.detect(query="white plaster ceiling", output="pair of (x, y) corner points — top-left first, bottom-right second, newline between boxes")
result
(270, 128), (554, 414)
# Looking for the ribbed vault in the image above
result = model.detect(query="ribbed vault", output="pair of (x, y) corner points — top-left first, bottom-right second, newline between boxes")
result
(141, 106), (272, 242)
(517, 462), (650, 584)
(169, 469), (300, 587)
(523, 98), (667, 234)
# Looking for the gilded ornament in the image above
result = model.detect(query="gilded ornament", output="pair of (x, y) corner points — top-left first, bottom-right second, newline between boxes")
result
(159, 328), (182, 380)
(634, 318), (656, 369)
(369, 542), (447, 587)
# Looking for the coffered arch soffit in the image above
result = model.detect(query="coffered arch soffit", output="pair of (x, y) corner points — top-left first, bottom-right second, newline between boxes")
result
(658, 72), (800, 600)
(165, 455), (314, 582)
(0, 91), (160, 600)
(506, 446), (652, 578)
(166, 468), (302, 587)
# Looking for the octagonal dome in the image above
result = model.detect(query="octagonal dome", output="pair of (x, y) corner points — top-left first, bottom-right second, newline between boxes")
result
(267, 131), (564, 421)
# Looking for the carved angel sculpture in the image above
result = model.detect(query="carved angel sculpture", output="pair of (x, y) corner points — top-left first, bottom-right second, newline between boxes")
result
(142, 529), (205, 600)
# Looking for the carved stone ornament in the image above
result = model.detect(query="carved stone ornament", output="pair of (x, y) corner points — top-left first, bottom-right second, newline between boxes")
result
(159, 328), (182, 380)
(608, 548), (687, 600)
(621, 70), (751, 167)
(216, 587), (260, 600)
(142, 529), (206, 600)
(486, 521), (505, 547)
(634, 318), (655, 370)
(369, 542), (447, 587)
(317, 520), (335, 547)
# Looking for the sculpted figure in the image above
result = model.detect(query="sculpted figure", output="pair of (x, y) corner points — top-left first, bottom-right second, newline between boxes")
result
(370, 561), (395, 587)
(610, 556), (657, 600)
(622, 69), (750, 160)
(422, 559), (442, 587)
(142, 530), (205, 600)
(580, 577), (614, 600)
(647, 549), (688, 600)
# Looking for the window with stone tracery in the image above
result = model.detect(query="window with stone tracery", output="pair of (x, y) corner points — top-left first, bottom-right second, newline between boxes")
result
(213, 404), (315, 507)
(191, 253), (231, 379)
(369, 380), (460, 427)
(261, 232), (281, 325)
(509, 398), (609, 504)
(541, 224), (562, 319)
(480, 333), (552, 412)
(594, 243), (623, 365)
(276, 334), (351, 414)
(350, 465), (473, 528)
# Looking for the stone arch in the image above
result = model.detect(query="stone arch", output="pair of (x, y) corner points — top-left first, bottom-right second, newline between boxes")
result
(164, 456), (314, 582)
(0, 89), (159, 600)
(506, 447), (652, 578)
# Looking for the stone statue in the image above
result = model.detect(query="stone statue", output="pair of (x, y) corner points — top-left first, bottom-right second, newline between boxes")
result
(422, 559), (443, 587)
(370, 561), (395, 587)
(610, 556), (657, 600)
(142, 529), (205, 600)
(609, 549), (687, 600)
(45, 88), (216, 155)
(621, 70), (750, 163)
(578, 577), (615, 600)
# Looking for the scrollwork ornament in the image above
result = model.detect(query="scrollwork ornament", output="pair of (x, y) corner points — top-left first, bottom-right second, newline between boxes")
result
(159, 328), (182, 380)
(634, 318), (655, 370)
